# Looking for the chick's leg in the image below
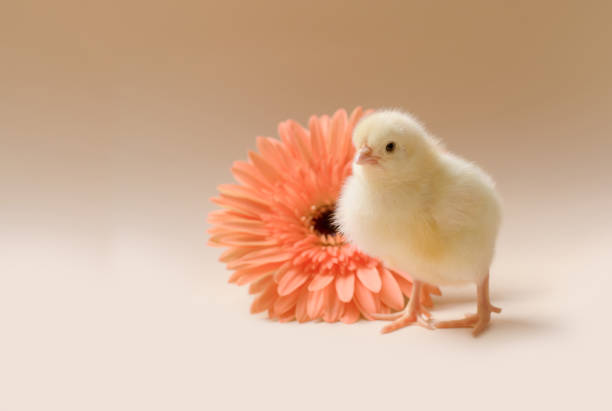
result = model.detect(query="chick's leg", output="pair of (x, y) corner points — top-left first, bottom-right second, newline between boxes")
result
(371, 280), (434, 333)
(435, 273), (501, 336)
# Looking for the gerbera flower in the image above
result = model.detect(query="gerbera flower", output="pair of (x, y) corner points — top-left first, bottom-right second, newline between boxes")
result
(208, 107), (440, 323)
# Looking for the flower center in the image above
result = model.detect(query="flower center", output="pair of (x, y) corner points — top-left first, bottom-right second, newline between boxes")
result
(312, 207), (338, 236)
(303, 204), (344, 246)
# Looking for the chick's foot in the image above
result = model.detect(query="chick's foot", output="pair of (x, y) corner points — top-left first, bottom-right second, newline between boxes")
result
(371, 280), (434, 333)
(380, 309), (434, 334)
(434, 274), (501, 337)
(435, 309), (493, 337)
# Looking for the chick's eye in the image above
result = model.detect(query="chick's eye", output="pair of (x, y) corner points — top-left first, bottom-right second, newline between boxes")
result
(385, 142), (396, 153)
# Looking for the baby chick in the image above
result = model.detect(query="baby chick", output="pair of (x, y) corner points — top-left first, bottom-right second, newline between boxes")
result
(335, 110), (502, 336)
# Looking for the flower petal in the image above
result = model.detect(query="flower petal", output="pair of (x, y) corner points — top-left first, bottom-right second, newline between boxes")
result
(277, 269), (309, 296)
(308, 116), (325, 167)
(218, 238), (278, 247)
(319, 115), (330, 136)
(295, 289), (309, 322)
(228, 262), (282, 284)
(389, 268), (412, 281)
(213, 221), (269, 237)
(347, 106), (363, 130)
(307, 273), (334, 291)
(235, 271), (270, 286)
(307, 288), (326, 319)
(219, 246), (263, 263)
(211, 194), (271, 216)
(354, 281), (377, 315)
(231, 252), (293, 269)
(421, 288), (434, 308)
(248, 151), (283, 183)
(335, 274), (355, 302)
(255, 136), (282, 165)
(273, 288), (300, 315)
(250, 285), (277, 314)
(420, 284), (442, 308)
(231, 161), (269, 190)
(208, 231), (269, 247)
(340, 302), (360, 324)
(277, 121), (300, 160)
(278, 312), (295, 323)
(346, 107), (365, 165)
(248, 275), (274, 295)
(379, 268), (405, 311)
(288, 121), (314, 168)
(207, 208), (259, 223)
(217, 184), (272, 208)
(327, 109), (347, 163)
(425, 283), (442, 296)
(236, 248), (289, 263)
(394, 274), (414, 297)
(356, 267), (382, 293)
(323, 288), (345, 323)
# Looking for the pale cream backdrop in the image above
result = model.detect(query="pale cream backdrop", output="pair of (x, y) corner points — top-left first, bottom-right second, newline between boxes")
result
(1, 1), (611, 410)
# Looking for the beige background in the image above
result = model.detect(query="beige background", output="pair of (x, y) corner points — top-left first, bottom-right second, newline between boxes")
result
(1, 1), (611, 410)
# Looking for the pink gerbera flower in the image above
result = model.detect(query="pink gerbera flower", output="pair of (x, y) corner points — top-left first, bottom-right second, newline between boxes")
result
(208, 107), (440, 323)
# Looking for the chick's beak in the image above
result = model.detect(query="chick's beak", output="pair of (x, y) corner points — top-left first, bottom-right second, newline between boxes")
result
(355, 146), (379, 165)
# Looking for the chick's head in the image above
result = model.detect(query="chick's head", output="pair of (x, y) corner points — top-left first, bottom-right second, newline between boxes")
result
(352, 110), (439, 184)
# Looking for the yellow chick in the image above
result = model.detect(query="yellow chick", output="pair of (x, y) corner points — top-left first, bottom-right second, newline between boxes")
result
(335, 110), (502, 336)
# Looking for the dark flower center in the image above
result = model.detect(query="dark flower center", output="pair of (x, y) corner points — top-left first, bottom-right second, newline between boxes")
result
(312, 208), (338, 236)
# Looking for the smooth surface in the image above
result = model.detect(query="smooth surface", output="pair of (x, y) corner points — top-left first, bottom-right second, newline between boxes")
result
(1, 1), (611, 410)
